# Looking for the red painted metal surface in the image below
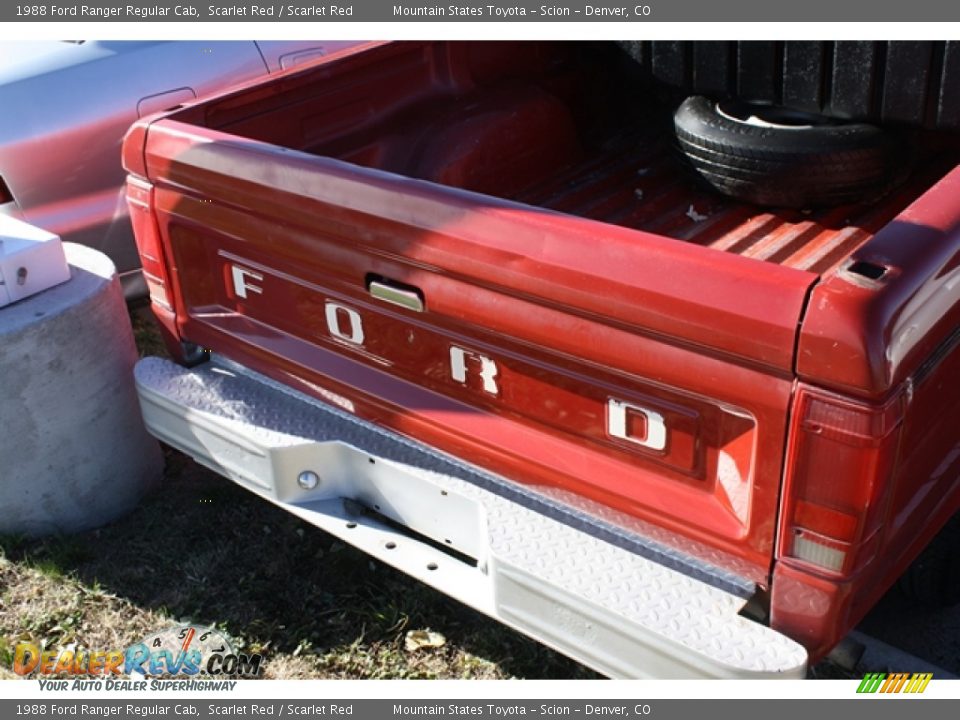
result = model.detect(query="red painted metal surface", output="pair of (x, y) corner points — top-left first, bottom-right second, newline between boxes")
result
(798, 165), (960, 397)
(133, 147), (801, 580)
(123, 40), (960, 660)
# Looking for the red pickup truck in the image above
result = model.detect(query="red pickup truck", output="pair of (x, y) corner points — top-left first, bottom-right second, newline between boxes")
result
(122, 41), (960, 678)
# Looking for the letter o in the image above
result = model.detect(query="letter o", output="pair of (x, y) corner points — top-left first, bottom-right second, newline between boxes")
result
(325, 301), (365, 345)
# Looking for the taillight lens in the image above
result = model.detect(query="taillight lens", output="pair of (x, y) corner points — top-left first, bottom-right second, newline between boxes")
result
(780, 385), (905, 576)
(125, 176), (173, 311)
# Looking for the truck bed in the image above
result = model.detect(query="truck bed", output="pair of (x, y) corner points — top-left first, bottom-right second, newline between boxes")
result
(514, 132), (952, 275)
(189, 40), (957, 277)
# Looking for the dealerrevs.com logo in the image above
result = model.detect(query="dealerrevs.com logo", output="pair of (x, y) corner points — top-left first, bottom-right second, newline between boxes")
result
(13, 624), (263, 689)
(856, 672), (934, 694)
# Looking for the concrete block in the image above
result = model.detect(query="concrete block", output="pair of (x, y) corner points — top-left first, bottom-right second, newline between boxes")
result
(0, 243), (162, 536)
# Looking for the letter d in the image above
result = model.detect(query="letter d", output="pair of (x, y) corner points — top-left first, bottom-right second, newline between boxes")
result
(14, 643), (40, 675)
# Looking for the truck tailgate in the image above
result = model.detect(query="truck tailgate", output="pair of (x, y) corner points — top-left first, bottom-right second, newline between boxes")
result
(130, 118), (817, 583)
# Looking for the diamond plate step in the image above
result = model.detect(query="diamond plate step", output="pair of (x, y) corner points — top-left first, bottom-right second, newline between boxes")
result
(134, 355), (808, 679)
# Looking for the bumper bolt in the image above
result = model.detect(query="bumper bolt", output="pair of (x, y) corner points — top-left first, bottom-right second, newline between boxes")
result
(297, 470), (320, 490)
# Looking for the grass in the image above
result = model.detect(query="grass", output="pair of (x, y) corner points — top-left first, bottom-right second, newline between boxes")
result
(0, 445), (599, 680)
(1, 307), (861, 681)
(0, 446), (596, 680)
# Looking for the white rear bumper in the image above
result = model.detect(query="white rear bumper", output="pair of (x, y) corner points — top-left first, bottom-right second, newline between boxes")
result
(134, 355), (808, 679)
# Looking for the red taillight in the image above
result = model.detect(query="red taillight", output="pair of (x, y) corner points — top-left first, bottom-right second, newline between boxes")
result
(125, 176), (173, 311)
(780, 385), (905, 576)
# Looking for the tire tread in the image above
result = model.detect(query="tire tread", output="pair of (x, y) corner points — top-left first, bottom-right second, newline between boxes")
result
(673, 96), (906, 208)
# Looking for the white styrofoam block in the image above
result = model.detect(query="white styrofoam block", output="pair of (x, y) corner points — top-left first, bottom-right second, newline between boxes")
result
(0, 215), (71, 307)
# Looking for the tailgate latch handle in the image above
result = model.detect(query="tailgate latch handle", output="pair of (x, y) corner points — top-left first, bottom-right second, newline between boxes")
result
(366, 275), (425, 313)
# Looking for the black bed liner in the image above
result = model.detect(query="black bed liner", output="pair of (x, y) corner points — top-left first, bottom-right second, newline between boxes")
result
(619, 41), (960, 131)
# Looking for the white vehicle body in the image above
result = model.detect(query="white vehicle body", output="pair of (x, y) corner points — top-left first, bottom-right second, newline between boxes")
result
(0, 40), (358, 296)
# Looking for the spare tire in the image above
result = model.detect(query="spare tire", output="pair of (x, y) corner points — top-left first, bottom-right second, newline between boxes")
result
(673, 96), (907, 208)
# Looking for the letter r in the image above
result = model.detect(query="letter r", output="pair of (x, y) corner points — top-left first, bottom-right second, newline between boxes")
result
(449, 346), (499, 395)
(124, 643), (151, 675)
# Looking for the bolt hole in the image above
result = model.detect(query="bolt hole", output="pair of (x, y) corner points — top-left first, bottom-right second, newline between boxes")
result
(440, 490), (448, 496)
(444, 539), (452, 545)
(427, 562), (438, 571)
(368, 458), (375, 464)
(374, 504), (381, 511)
(848, 260), (888, 281)
(385, 541), (397, 550)
(346, 522), (357, 529)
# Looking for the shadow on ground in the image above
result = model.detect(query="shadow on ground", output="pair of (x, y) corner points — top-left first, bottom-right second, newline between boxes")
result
(0, 446), (599, 679)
